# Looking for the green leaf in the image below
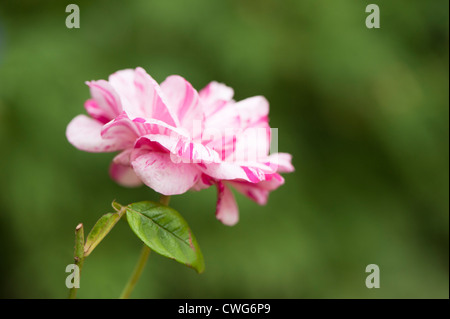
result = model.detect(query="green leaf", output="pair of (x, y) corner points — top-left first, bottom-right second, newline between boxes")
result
(126, 201), (205, 273)
(84, 212), (121, 257)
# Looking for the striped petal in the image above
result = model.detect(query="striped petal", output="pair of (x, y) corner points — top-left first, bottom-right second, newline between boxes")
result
(215, 181), (239, 226)
(135, 134), (221, 164)
(86, 80), (122, 120)
(198, 161), (273, 183)
(199, 81), (234, 118)
(66, 115), (131, 152)
(131, 150), (200, 195)
(235, 96), (269, 129)
(160, 75), (203, 133)
(230, 173), (285, 205)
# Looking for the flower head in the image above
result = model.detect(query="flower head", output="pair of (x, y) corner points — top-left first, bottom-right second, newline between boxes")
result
(67, 67), (294, 225)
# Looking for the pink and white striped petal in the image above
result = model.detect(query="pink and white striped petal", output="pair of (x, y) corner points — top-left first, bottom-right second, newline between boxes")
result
(133, 67), (179, 126)
(229, 173), (285, 205)
(108, 69), (145, 119)
(160, 75), (204, 133)
(198, 161), (273, 183)
(191, 173), (215, 191)
(66, 115), (132, 153)
(86, 80), (122, 120)
(135, 134), (221, 165)
(235, 96), (269, 129)
(131, 150), (201, 195)
(84, 99), (111, 124)
(100, 112), (139, 145)
(199, 81), (234, 118)
(108, 68), (179, 127)
(229, 182), (269, 205)
(215, 181), (239, 226)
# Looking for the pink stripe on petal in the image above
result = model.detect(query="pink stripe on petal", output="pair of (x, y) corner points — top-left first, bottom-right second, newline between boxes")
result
(178, 80), (194, 120)
(87, 80), (122, 119)
(242, 166), (265, 183)
(201, 173), (214, 185)
(189, 142), (194, 160)
(257, 173), (285, 190)
(84, 99), (110, 124)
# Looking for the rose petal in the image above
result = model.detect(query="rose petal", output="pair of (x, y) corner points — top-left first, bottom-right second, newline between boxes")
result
(86, 80), (122, 120)
(199, 81), (234, 118)
(191, 173), (215, 191)
(66, 115), (131, 152)
(229, 173), (285, 205)
(267, 153), (295, 173)
(110, 159), (143, 188)
(133, 67), (179, 126)
(200, 81), (234, 101)
(135, 134), (221, 164)
(232, 126), (271, 162)
(198, 161), (272, 183)
(84, 99), (111, 124)
(108, 68), (179, 127)
(215, 181), (239, 226)
(131, 150), (200, 195)
(235, 96), (269, 129)
(160, 75), (203, 133)
(229, 181), (269, 205)
(100, 112), (139, 144)
(108, 68), (146, 119)
(112, 149), (133, 166)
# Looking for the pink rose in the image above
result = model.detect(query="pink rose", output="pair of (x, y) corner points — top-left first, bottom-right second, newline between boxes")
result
(66, 67), (293, 225)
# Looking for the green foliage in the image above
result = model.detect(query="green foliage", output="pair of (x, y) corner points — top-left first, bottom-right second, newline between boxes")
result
(126, 201), (205, 273)
(84, 211), (123, 257)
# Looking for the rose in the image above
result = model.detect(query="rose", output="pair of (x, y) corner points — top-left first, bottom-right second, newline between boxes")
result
(66, 67), (293, 225)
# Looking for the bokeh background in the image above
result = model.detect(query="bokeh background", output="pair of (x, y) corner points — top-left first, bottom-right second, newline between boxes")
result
(0, 0), (448, 299)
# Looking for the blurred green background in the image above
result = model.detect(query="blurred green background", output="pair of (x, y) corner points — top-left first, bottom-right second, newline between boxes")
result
(0, 0), (448, 299)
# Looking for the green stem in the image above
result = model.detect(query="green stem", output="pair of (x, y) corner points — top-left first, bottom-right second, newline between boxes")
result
(159, 194), (171, 206)
(119, 194), (171, 299)
(119, 244), (151, 299)
(69, 223), (85, 299)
